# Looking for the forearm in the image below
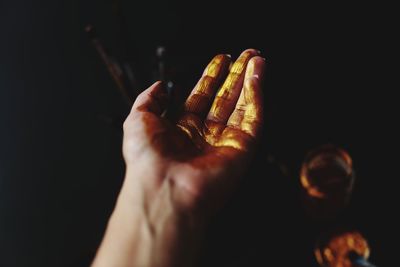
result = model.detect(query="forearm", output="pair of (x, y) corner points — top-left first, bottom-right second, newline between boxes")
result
(92, 169), (204, 267)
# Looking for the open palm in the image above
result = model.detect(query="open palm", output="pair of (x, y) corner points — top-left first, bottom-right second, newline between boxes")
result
(123, 49), (265, 215)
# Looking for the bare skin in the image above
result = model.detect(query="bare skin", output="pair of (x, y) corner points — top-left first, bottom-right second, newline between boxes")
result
(92, 49), (266, 267)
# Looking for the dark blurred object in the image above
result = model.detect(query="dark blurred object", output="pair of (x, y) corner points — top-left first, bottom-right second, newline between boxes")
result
(154, 46), (175, 95)
(348, 251), (377, 267)
(85, 24), (137, 105)
(86, 25), (181, 118)
(300, 145), (355, 220)
(154, 46), (175, 102)
(315, 229), (377, 267)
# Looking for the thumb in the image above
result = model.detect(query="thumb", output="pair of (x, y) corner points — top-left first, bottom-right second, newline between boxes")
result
(131, 81), (169, 116)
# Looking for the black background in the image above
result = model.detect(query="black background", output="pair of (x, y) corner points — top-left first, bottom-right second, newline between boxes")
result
(0, 1), (397, 266)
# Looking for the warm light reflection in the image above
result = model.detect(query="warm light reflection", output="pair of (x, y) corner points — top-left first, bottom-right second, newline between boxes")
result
(300, 145), (355, 219)
(177, 50), (262, 153)
(315, 231), (370, 267)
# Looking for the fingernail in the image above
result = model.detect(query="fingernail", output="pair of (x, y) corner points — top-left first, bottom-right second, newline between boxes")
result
(253, 74), (259, 79)
(225, 54), (232, 58)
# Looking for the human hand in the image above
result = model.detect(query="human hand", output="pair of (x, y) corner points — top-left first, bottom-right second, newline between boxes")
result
(93, 49), (265, 267)
(122, 49), (265, 216)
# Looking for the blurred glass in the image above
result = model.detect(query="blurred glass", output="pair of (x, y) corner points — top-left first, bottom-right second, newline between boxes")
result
(315, 230), (375, 267)
(300, 145), (355, 219)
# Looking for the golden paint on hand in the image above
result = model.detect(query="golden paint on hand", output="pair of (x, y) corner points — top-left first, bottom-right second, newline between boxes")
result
(207, 50), (260, 123)
(175, 49), (264, 153)
(183, 54), (231, 116)
(124, 50), (265, 215)
(205, 54), (227, 78)
(315, 231), (370, 267)
(129, 50), (265, 160)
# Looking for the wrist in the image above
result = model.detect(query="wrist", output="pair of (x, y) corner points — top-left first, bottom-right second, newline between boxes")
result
(93, 167), (205, 267)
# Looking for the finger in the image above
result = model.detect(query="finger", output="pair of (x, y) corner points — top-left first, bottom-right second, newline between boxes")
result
(206, 49), (260, 124)
(240, 75), (264, 138)
(183, 54), (231, 117)
(215, 76), (263, 152)
(131, 81), (168, 115)
(227, 56), (265, 136)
